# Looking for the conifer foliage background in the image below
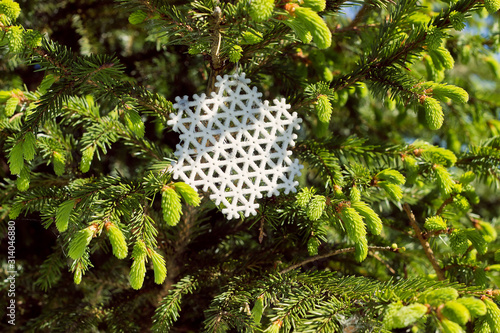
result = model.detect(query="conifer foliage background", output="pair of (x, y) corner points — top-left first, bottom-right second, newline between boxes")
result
(2, 0), (500, 331)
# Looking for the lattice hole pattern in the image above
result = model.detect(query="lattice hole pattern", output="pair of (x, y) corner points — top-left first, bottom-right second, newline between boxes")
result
(168, 73), (303, 220)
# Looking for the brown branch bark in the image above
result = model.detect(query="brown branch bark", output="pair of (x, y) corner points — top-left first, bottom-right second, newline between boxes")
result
(206, 6), (222, 95)
(403, 203), (446, 280)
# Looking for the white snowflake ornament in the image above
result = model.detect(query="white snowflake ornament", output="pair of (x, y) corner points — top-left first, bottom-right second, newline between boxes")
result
(168, 73), (303, 219)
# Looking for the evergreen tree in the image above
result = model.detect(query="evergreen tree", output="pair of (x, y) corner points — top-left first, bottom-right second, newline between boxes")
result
(2, 0), (500, 331)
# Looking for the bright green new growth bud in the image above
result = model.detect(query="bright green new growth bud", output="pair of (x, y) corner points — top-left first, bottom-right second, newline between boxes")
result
(465, 229), (488, 254)
(302, 0), (326, 12)
(418, 287), (458, 307)
(106, 223), (128, 259)
(378, 181), (403, 201)
(484, 297), (500, 333)
(307, 237), (319, 256)
(5, 96), (18, 116)
(356, 82), (369, 98)
(251, 295), (265, 324)
(296, 187), (315, 208)
(315, 95), (332, 123)
(0, 13), (9, 25)
(449, 11), (466, 31)
(429, 83), (469, 104)
(306, 195), (326, 220)
(404, 155), (417, 168)
(294, 7), (332, 49)
(435, 46), (455, 69)
(38, 74), (56, 94)
(485, 0), (500, 13)
(0, 0), (21, 21)
(383, 302), (403, 329)
(68, 226), (95, 260)
(285, 18), (313, 44)
(56, 199), (76, 232)
(8, 140), (24, 175)
(403, 155), (418, 182)
(376, 169), (405, 185)
(162, 187), (182, 226)
(6, 25), (24, 54)
(453, 194), (470, 212)
(174, 182), (201, 207)
(434, 165), (454, 195)
(228, 45), (243, 63)
(132, 239), (147, 258)
(24, 29), (43, 48)
(340, 206), (368, 262)
(384, 95), (397, 110)
(80, 145), (95, 173)
(16, 166), (29, 191)
(128, 10), (147, 25)
(419, 143), (457, 167)
(474, 318), (491, 333)
(423, 97), (444, 130)
(349, 186), (361, 203)
(464, 189), (479, 205)
(426, 26), (444, 50)
(130, 240), (147, 289)
(124, 109), (145, 138)
(457, 298), (487, 318)
(442, 300), (471, 326)
(389, 303), (429, 329)
(8, 202), (23, 219)
(477, 221), (497, 242)
(321, 67), (333, 82)
(74, 267), (82, 285)
(351, 201), (383, 235)
(150, 250), (167, 284)
(53, 151), (66, 176)
(130, 256), (146, 290)
(440, 318), (465, 333)
(424, 216), (447, 231)
(23, 132), (36, 161)
(485, 56), (500, 79)
(467, 248), (477, 262)
(249, 0), (274, 22)
(241, 30), (263, 45)
(460, 171), (475, 184)
(6, 91), (21, 105)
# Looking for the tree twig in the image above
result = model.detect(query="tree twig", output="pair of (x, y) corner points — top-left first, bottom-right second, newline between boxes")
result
(206, 6), (222, 95)
(370, 250), (396, 275)
(280, 246), (399, 274)
(436, 196), (454, 216)
(403, 203), (445, 281)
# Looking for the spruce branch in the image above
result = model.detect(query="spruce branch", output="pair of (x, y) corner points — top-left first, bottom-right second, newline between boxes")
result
(403, 203), (445, 281)
(2, 1), (498, 330)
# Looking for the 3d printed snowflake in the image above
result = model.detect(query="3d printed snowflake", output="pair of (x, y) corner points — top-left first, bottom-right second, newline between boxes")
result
(168, 73), (303, 219)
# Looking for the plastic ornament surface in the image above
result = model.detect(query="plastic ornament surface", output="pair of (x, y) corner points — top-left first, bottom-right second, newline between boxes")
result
(168, 73), (303, 219)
